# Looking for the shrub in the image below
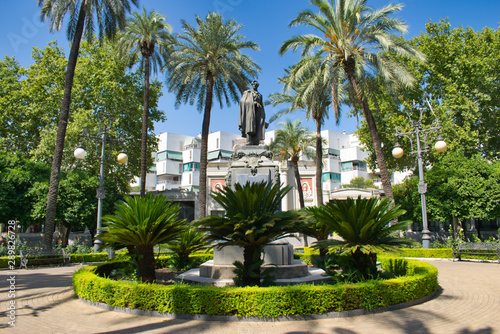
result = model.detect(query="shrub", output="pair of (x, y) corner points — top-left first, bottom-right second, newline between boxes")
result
(73, 257), (438, 317)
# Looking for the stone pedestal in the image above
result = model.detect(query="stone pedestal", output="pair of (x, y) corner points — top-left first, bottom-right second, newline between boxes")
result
(198, 243), (309, 279)
(226, 145), (280, 188)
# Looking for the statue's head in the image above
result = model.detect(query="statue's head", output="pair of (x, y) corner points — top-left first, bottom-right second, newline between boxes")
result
(251, 80), (259, 89)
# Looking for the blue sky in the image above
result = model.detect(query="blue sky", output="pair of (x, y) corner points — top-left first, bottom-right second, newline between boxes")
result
(1, 0), (499, 138)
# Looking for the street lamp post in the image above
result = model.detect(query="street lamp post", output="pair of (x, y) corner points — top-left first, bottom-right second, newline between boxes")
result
(392, 100), (447, 249)
(74, 112), (127, 253)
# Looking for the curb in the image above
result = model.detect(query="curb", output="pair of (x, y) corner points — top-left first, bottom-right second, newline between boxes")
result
(78, 287), (441, 322)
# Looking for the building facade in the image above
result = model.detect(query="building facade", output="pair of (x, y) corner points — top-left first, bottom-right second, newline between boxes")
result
(133, 129), (411, 218)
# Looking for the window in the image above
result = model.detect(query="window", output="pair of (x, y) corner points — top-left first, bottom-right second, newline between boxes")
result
(183, 162), (200, 172)
(216, 138), (220, 149)
(322, 172), (341, 181)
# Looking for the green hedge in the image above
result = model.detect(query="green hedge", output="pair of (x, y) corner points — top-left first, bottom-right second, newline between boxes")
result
(73, 258), (438, 318)
(389, 248), (453, 259)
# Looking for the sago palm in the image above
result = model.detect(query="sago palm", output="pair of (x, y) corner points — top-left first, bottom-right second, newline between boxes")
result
(164, 12), (260, 217)
(166, 226), (208, 270)
(39, 0), (138, 249)
(310, 196), (412, 276)
(281, 0), (425, 202)
(98, 194), (185, 283)
(195, 181), (302, 286)
(116, 8), (173, 197)
(269, 119), (315, 209)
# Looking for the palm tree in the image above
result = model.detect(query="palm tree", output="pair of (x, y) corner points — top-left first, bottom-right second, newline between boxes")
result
(116, 8), (173, 197)
(269, 119), (315, 209)
(310, 196), (412, 277)
(280, 0), (425, 202)
(164, 12), (260, 218)
(98, 194), (185, 283)
(38, 0), (138, 249)
(195, 182), (302, 286)
(268, 56), (341, 206)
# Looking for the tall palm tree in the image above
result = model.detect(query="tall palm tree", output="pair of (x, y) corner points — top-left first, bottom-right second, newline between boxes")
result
(38, 0), (138, 249)
(164, 12), (260, 218)
(280, 0), (425, 202)
(268, 56), (342, 206)
(116, 8), (173, 197)
(269, 119), (315, 209)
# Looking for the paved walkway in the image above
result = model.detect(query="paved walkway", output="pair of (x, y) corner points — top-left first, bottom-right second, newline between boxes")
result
(0, 259), (499, 334)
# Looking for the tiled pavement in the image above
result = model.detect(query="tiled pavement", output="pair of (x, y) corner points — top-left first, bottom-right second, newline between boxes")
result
(0, 259), (499, 334)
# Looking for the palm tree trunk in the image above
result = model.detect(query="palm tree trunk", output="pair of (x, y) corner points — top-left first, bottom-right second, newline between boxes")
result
(293, 160), (305, 209)
(198, 72), (214, 218)
(314, 118), (323, 206)
(140, 55), (150, 197)
(137, 245), (155, 283)
(43, 1), (87, 250)
(243, 245), (261, 286)
(345, 68), (394, 203)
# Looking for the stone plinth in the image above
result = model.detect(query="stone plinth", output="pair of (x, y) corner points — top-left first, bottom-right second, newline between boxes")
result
(198, 243), (309, 280)
(226, 145), (280, 188)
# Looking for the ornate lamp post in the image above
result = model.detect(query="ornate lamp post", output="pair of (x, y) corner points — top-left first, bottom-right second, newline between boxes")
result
(74, 111), (127, 253)
(392, 99), (447, 249)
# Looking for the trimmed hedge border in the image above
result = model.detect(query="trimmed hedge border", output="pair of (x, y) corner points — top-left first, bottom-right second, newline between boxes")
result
(73, 257), (438, 319)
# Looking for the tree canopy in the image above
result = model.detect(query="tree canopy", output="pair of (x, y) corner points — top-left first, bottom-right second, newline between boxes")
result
(357, 21), (500, 171)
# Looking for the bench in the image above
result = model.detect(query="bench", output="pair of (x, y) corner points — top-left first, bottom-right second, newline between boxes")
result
(452, 242), (500, 263)
(19, 249), (71, 269)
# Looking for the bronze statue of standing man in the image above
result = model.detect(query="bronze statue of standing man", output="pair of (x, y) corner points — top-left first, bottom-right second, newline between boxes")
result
(239, 80), (267, 145)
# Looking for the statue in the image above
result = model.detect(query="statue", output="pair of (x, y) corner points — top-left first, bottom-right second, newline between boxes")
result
(239, 80), (268, 145)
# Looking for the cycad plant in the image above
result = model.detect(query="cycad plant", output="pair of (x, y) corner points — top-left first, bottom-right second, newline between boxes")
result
(195, 181), (302, 286)
(98, 194), (185, 283)
(310, 196), (412, 278)
(166, 226), (208, 270)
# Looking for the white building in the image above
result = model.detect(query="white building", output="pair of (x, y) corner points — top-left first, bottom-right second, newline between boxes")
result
(133, 129), (399, 217)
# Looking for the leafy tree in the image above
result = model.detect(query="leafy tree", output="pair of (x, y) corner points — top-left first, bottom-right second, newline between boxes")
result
(281, 0), (425, 203)
(268, 56), (336, 205)
(195, 182), (302, 286)
(347, 176), (374, 189)
(0, 154), (50, 228)
(269, 119), (315, 209)
(358, 21), (500, 172)
(425, 153), (500, 238)
(164, 12), (260, 217)
(311, 197), (412, 278)
(116, 8), (173, 197)
(392, 176), (421, 224)
(29, 170), (124, 246)
(99, 194), (185, 283)
(0, 57), (26, 152)
(38, 0), (138, 249)
(0, 40), (163, 193)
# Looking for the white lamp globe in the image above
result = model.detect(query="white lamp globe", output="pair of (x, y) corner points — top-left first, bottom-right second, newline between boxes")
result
(435, 140), (447, 153)
(392, 146), (404, 159)
(117, 152), (128, 164)
(74, 147), (87, 160)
